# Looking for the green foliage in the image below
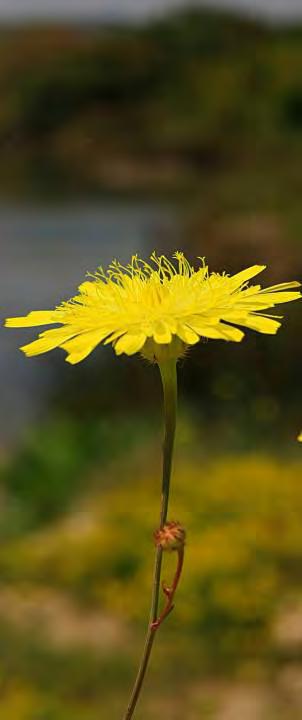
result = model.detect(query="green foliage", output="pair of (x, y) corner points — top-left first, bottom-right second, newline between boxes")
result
(0, 12), (301, 195)
(1, 444), (302, 666)
(0, 426), (302, 715)
(0, 412), (151, 530)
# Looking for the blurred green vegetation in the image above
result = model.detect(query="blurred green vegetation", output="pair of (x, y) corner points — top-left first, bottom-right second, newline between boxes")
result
(0, 412), (152, 531)
(0, 416), (302, 716)
(0, 10), (301, 197)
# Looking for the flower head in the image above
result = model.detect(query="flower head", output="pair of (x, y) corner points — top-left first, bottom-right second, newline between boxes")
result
(5, 252), (301, 364)
(154, 521), (186, 551)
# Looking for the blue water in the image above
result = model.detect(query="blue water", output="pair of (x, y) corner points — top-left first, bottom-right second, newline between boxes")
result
(0, 201), (177, 446)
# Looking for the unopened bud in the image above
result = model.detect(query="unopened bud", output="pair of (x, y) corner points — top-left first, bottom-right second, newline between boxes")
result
(154, 521), (186, 551)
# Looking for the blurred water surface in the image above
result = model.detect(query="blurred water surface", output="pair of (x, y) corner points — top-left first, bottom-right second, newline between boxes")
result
(0, 200), (177, 447)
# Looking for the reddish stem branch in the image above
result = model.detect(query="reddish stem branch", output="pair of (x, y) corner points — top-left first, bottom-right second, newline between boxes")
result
(151, 546), (184, 630)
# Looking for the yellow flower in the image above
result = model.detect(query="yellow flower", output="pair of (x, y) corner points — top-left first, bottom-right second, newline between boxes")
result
(297, 432), (302, 442)
(5, 252), (301, 364)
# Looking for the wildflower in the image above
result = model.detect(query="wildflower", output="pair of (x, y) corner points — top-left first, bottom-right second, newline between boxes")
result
(5, 250), (301, 719)
(5, 252), (301, 364)
(297, 432), (302, 442)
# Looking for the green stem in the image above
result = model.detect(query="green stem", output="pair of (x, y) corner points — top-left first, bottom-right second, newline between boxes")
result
(122, 359), (177, 720)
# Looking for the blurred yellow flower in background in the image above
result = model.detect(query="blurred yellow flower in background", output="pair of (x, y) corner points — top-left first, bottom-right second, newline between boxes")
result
(5, 251), (301, 364)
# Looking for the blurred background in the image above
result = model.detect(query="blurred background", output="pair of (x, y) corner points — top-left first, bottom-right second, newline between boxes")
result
(1, 0), (302, 717)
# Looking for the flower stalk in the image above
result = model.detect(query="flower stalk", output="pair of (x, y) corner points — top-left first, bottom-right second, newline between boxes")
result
(122, 359), (179, 720)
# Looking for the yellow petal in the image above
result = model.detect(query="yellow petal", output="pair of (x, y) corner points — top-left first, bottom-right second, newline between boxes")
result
(176, 324), (200, 345)
(260, 281), (301, 292)
(78, 281), (99, 296)
(188, 318), (244, 342)
(20, 327), (76, 357)
(152, 321), (172, 345)
(252, 291), (301, 305)
(218, 324), (245, 341)
(114, 332), (146, 356)
(5, 310), (58, 328)
(230, 314), (281, 334)
(229, 265), (266, 290)
(62, 328), (110, 364)
(297, 432), (302, 442)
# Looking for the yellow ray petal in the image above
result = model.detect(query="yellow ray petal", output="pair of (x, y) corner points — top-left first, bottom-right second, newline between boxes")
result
(260, 281), (301, 292)
(251, 291), (301, 305)
(103, 329), (126, 345)
(188, 317), (244, 342)
(62, 328), (110, 364)
(152, 321), (172, 345)
(114, 332), (146, 356)
(231, 314), (281, 334)
(20, 327), (77, 357)
(229, 265), (266, 291)
(78, 281), (99, 296)
(176, 324), (200, 345)
(5, 310), (58, 328)
(218, 324), (245, 341)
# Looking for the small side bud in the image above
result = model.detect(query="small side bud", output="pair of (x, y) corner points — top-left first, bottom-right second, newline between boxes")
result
(154, 521), (186, 552)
